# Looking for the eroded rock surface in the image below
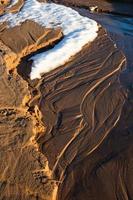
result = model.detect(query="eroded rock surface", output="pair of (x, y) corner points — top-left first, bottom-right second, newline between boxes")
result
(0, 0), (25, 15)
(0, 61), (57, 200)
(7, 0), (25, 14)
(30, 27), (132, 200)
(0, 19), (62, 200)
(0, 20), (63, 71)
(0, 1), (133, 200)
(18, 26), (133, 200)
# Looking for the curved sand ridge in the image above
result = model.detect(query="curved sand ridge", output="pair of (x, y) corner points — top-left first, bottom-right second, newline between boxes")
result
(0, 0), (98, 79)
(35, 28), (128, 200)
(0, 1), (132, 199)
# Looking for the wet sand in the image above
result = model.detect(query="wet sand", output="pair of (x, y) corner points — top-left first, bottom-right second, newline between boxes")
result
(0, 0), (133, 200)
(34, 27), (129, 200)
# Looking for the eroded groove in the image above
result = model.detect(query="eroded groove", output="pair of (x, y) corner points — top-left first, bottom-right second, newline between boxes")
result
(0, 1), (133, 200)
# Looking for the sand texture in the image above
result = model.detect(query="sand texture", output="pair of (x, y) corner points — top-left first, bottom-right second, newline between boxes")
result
(0, 0), (133, 200)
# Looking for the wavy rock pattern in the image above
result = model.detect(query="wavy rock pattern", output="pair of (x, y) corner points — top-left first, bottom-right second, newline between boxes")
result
(0, 1), (133, 200)
(30, 28), (133, 200)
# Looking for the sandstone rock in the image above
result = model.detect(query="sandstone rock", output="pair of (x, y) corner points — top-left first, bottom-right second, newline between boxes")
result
(0, 1), (132, 200)
(0, 20), (63, 70)
(7, 0), (25, 13)
(0, 0), (10, 6)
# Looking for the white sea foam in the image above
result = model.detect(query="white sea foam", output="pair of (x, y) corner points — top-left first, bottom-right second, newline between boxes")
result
(0, 0), (98, 79)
